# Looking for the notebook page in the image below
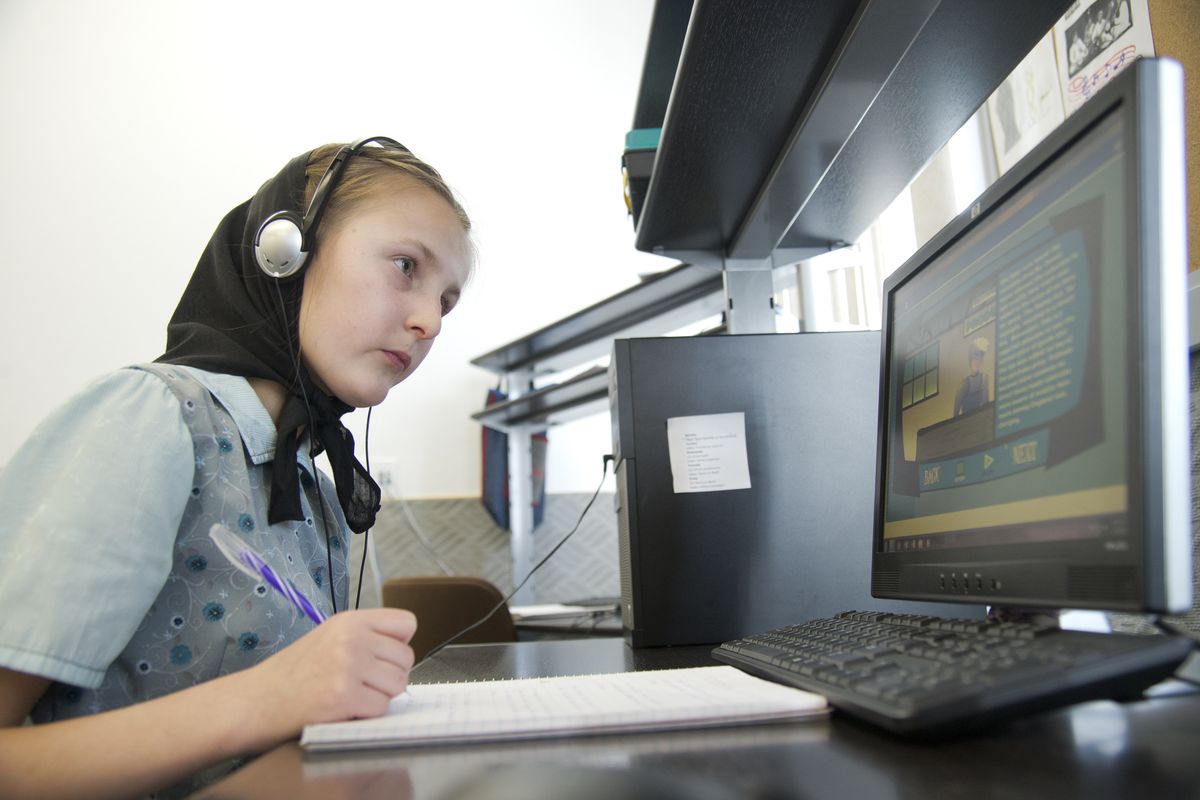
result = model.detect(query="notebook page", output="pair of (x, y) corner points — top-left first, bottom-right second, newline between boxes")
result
(301, 666), (826, 752)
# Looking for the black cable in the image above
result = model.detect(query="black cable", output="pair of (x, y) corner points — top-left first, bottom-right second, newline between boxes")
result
(1152, 615), (1200, 648)
(1149, 616), (1200, 688)
(412, 454), (615, 669)
(356, 407), (373, 610)
(272, 278), (337, 615)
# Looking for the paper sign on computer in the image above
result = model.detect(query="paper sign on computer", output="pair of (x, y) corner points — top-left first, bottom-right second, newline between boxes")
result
(666, 412), (752, 494)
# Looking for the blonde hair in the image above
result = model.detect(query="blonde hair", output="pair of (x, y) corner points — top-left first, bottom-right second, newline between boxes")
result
(304, 142), (474, 266)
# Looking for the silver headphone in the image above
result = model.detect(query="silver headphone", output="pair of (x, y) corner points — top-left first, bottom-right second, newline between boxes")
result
(253, 136), (408, 279)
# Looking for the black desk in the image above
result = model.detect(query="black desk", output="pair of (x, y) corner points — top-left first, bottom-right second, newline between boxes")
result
(193, 638), (1200, 799)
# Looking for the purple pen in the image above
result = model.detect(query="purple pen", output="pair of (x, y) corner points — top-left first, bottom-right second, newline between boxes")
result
(208, 523), (327, 624)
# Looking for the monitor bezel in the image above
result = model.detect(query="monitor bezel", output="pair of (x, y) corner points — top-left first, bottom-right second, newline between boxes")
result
(870, 57), (1190, 615)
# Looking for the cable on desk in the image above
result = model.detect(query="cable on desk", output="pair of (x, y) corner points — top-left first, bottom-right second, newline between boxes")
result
(412, 454), (616, 668)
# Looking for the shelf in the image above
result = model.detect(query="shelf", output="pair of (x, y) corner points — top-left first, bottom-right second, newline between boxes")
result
(634, 0), (1072, 260)
(470, 262), (724, 377)
(471, 366), (610, 431)
(631, 0), (692, 132)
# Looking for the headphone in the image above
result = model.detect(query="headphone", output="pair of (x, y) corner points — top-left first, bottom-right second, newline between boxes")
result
(253, 136), (409, 279)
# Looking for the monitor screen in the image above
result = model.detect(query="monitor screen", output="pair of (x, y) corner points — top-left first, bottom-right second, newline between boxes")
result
(872, 58), (1190, 615)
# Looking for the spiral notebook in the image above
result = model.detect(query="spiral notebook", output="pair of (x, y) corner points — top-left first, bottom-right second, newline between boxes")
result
(300, 666), (827, 752)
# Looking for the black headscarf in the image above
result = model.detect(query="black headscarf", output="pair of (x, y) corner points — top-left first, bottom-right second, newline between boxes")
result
(157, 150), (380, 533)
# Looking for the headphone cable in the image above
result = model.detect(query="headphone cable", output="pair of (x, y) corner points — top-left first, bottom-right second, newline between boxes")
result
(272, 278), (338, 616)
(412, 454), (615, 669)
(356, 407), (374, 609)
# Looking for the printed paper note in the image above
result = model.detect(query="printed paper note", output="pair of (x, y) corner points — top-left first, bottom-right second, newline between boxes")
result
(666, 412), (752, 494)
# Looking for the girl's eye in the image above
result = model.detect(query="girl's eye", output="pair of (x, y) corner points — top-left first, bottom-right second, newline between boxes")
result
(393, 256), (416, 276)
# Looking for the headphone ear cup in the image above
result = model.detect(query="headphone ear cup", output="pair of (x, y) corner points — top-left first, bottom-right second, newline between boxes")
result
(254, 211), (308, 279)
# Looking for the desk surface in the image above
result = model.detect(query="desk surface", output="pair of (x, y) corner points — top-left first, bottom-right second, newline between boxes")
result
(193, 638), (1200, 800)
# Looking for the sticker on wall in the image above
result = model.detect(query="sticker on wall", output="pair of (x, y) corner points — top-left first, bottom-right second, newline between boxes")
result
(666, 412), (752, 494)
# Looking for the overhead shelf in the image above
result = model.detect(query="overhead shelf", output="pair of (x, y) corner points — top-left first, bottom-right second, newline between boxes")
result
(470, 262), (724, 377)
(633, 0), (1072, 260)
(471, 366), (610, 431)
(630, 0), (693, 132)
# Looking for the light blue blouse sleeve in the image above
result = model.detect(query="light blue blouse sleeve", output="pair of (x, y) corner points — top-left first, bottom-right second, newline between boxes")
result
(0, 369), (194, 688)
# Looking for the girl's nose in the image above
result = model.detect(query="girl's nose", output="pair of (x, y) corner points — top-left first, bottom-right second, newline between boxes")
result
(408, 293), (442, 340)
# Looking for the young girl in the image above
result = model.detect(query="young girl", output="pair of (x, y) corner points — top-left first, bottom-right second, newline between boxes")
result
(0, 137), (474, 798)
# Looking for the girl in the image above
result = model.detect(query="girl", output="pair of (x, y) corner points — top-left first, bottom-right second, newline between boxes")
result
(0, 138), (474, 798)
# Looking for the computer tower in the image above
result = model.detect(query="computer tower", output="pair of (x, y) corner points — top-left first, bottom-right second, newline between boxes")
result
(610, 332), (979, 647)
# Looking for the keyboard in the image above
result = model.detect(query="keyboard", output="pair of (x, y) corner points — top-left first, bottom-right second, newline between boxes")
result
(713, 610), (1194, 737)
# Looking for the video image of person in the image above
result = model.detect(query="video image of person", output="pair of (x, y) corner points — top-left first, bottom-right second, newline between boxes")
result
(954, 337), (990, 417)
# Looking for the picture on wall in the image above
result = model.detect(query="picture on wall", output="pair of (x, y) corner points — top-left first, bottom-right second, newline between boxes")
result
(986, 33), (1066, 175)
(1053, 0), (1154, 114)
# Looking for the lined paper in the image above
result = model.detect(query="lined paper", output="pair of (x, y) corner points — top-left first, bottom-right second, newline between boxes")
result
(300, 666), (827, 752)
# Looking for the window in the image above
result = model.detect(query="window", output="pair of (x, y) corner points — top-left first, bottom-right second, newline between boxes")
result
(901, 342), (940, 410)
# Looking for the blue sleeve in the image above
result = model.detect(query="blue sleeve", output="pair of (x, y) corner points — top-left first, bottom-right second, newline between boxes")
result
(0, 369), (194, 688)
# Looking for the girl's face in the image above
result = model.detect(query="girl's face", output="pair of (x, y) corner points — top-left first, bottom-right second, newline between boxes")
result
(298, 181), (471, 407)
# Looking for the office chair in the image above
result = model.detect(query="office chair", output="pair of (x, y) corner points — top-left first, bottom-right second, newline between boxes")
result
(381, 576), (517, 661)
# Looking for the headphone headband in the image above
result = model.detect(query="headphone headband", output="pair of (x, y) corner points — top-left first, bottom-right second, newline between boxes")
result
(301, 136), (408, 235)
(254, 136), (410, 280)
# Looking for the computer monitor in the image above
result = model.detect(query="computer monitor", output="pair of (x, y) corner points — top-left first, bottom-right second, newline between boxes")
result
(872, 57), (1192, 616)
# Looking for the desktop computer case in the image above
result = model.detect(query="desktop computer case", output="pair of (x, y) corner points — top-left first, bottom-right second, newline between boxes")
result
(610, 332), (976, 647)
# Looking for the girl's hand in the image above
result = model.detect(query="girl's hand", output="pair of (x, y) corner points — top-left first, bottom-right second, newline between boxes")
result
(236, 607), (417, 743)
(0, 610), (418, 799)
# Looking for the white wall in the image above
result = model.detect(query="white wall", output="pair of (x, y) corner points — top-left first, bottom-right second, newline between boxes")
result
(0, 0), (673, 496)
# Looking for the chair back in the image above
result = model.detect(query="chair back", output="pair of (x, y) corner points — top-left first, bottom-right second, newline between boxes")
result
(381, 576), (517, 661)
